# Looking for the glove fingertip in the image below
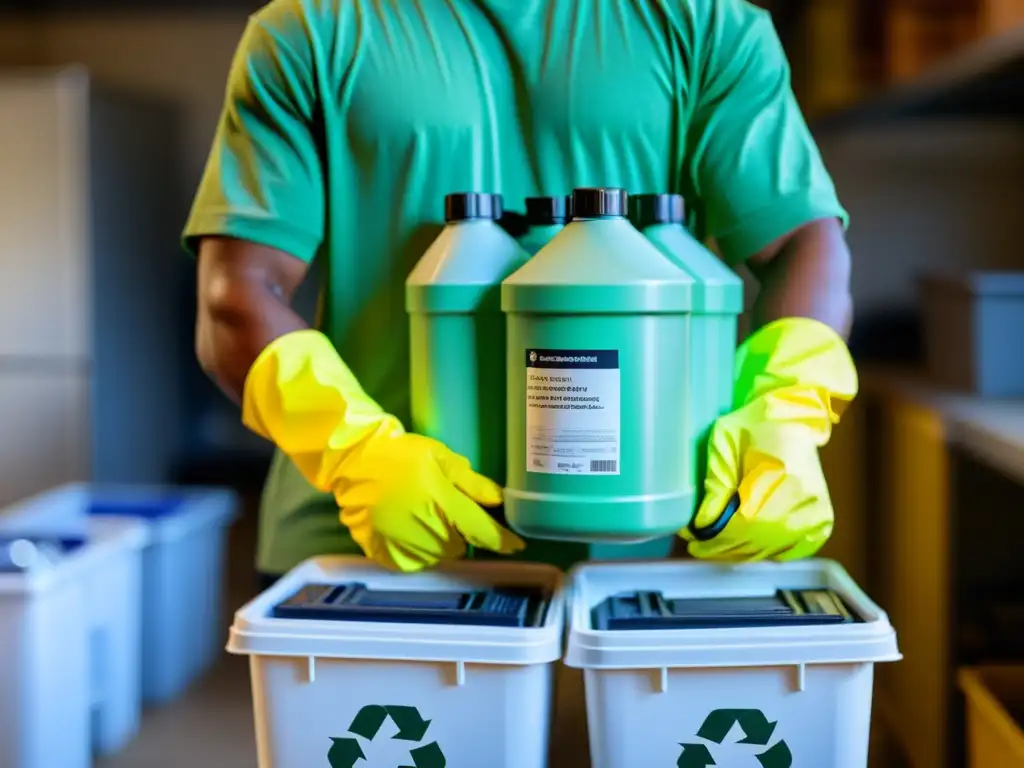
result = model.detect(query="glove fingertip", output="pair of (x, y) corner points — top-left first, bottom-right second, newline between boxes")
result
(692, 492), (733, 530)
(465, 524), (525, 555)
(459, 472), (504, 507)
(499, 530), (527, 554)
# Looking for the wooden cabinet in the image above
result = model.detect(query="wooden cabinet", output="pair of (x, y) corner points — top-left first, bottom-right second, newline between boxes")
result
(874, 394), (953, 768)
(819, 395), (869, 585)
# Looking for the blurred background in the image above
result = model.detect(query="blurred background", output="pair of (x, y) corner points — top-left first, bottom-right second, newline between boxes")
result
(0, 2), (1022, 767)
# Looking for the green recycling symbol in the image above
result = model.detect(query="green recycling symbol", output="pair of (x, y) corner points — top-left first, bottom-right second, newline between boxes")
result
(678, 709), (792, 767)
(328, 705), (445, 768)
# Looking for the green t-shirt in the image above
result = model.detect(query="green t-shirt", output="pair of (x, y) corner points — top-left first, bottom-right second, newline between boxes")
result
(184, 0), (846, 576)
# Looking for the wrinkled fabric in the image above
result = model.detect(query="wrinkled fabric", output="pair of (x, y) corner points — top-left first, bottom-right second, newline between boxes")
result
(243, 330), (524, 571)
(185, 0), (846, 576)
(682, 318), (857, 561)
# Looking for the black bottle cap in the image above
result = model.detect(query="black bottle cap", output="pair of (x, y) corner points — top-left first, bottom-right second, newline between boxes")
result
(525, 196), (569, 225)
(445, 192), (503, 223)
(630, 193), (686, 228)
(570, 187), (628, 219)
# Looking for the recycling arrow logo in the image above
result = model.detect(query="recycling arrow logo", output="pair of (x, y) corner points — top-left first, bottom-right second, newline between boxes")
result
(328, 705), (445, 768)
(678, 709), (792, 767)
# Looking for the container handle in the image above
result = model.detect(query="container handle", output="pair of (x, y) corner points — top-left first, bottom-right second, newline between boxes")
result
(686, 493), (741, 542)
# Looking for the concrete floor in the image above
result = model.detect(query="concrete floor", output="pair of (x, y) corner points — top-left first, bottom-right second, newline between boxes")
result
(94, 494), (908, 768)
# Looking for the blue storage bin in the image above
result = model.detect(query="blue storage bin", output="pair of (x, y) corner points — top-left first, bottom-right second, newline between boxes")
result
(0, 484), (238, 706)
(88, 487), (239, 705)
(0, 518), (146, 768)
(921, 271), (1024, 395)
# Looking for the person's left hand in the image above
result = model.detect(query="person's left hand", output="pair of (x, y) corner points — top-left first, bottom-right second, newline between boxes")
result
(681, 384), (835, 560)
(679, 317), (858, 561)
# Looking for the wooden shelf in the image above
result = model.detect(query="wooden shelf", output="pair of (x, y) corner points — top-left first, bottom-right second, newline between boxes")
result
(812, 24), (1024, 131)
(862, 366), (1024, 485)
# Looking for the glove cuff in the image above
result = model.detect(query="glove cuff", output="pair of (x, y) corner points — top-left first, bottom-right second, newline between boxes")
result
(733, 317), (858, 414)
(242, 329), (402, 488)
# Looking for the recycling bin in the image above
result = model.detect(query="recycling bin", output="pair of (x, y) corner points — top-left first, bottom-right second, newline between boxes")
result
(0, 517), (146, 768)
(0, 483), (238, 704)
(565, 559), (901, 768)
(228, 556), (565, 768)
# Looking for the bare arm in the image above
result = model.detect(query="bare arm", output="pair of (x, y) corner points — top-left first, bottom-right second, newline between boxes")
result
(745, 217), (853, 340)
(195, 237), (310, 402)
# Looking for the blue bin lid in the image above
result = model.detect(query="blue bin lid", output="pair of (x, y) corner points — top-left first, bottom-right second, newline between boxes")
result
(0, 535), (86, 573)
(592, 588), (858, 630)
(272, 582), (549, 628)
(88, 495), (188, 520)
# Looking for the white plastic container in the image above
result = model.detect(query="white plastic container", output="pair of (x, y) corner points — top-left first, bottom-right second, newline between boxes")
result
(0, 483), (239, 704)
(565, 559), (901, 768)
(0, 517), (146, 768)
(228, 556), (565, 768)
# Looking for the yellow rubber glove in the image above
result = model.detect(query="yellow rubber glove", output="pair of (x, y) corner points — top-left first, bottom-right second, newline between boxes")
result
(681, 318), (858, 561)
(242, 329), (525, 571)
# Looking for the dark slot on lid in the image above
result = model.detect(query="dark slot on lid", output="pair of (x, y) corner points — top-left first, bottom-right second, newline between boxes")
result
(89, 495), (188, 520)
(592, 589), (858, 630)
(272, 582), (550, 628)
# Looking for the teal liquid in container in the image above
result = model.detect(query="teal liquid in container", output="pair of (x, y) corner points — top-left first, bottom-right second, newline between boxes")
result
(630, 193), (744, 500)
(502, 187), (697, 543)
(518, 196), (569, 256)
(406, 192), (529, 484)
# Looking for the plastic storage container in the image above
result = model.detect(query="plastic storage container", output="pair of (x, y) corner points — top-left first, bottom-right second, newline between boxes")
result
(920, 271), (1024, 395)
(228, 556), (565, 768)
(630, 193), (743, 456)
(519, 196), (569, 255)
(502, 187), (697, 544)
(0, 517), (146, 768)
(960, 666), (1024, 767)
(0, 483), (238, 705)
(407, 192), (530, 483)
(565, 559), (900, 768)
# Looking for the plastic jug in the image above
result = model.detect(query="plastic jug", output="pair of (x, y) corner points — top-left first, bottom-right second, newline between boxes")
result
(501, 187), (696, 543)
(406, 192), (529, 483)
(519, 196), (569, 255)
(630, 194), (743, 482)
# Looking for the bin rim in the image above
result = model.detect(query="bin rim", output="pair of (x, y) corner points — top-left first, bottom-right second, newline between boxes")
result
(82, 483), (239, 543)
(0, 482), (239, 545)
(563, 558), (901, 670)
(227, 556), (566, 666)
(0, 515), (146, 596)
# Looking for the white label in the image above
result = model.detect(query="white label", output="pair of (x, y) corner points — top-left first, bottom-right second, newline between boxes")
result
(525, 348), (621, 475)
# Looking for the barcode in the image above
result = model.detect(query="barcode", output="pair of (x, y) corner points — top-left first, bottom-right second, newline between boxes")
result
(590, 460), (617, 473)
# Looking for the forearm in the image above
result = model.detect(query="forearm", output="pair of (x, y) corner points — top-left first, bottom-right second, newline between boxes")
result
(197, 295), (307, 403)
(749, 218), (853, 340)
(195, 238), (309, 403)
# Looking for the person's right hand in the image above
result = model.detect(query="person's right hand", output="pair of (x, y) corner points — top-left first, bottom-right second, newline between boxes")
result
(242, 329), (523, 572)
(334, 427), (525, 571)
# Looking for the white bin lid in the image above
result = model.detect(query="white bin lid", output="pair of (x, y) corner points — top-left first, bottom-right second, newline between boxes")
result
(564, 559), (901, 670)
(228, 556), (566, 665)
(0, 515), (146, 596)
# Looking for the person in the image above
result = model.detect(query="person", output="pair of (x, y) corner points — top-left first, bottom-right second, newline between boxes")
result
(185, 0), (858, 585)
